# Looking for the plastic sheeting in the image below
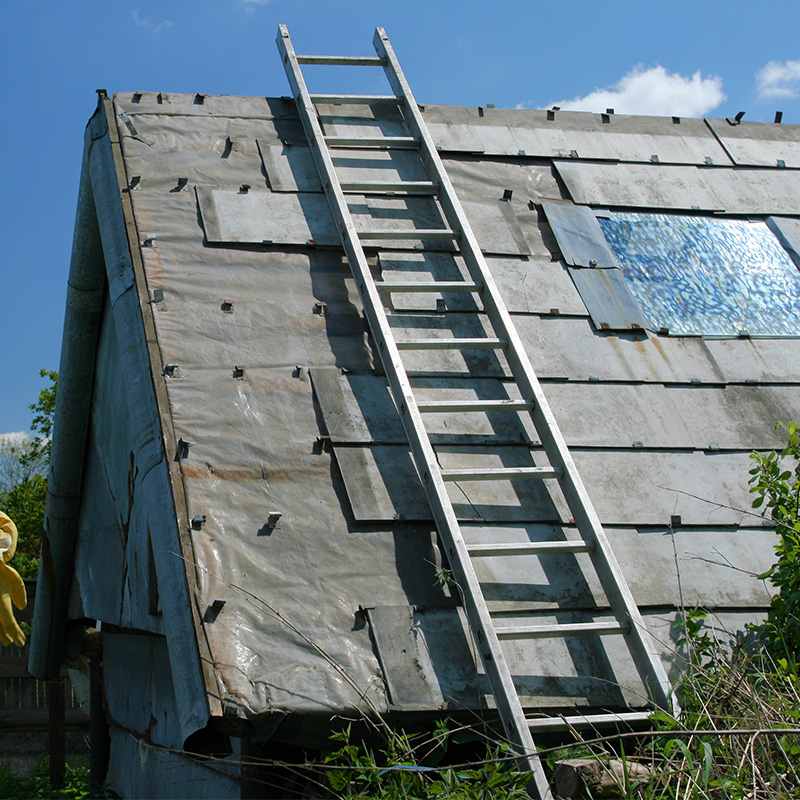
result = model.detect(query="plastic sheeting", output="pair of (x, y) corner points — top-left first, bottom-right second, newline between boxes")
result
(95, 91), (797, 726)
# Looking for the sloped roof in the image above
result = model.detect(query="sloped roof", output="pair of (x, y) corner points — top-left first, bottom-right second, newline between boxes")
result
(33, 90), (800, 742)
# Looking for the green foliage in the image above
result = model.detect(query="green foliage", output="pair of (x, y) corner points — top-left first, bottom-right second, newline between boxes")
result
(0, 370), (57, 581)
(0, 759), (117, 799)
(322, 721), (530, 799)
(749, 421), (800, 660)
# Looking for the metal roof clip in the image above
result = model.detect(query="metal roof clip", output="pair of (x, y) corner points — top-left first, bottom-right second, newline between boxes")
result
(191, 515), (206, 530)
(164, 363), (178, 377)
(221, 300), (234, 313)
(233, 365), (246, 379)
(267, 512), (282, 530)
(143, 234), (157, 247)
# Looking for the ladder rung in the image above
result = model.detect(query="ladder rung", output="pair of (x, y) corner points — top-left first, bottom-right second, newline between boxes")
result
(417, 400), (533, 414)
(395, 338), (505, 351)
(297, 55), (386, 66)
(527, 711), (653, 732)
(341, 181), (438, 194)
(496, 621), (628, 640)
(325, 136), (418, 149)
(310, 93), (401, 105)
(358, 228), (460, 240)
(376, 281), (481, 293)
(467, 541), (595, 557)
(441, 466), (562, 482)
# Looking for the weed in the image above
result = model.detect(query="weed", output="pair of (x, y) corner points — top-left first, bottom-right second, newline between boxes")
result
(0, 759), (117, 799)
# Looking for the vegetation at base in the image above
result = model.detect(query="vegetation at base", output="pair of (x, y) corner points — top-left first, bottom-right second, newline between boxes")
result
(321, 720), (530, 799)
(748, 421), (800, 662)
(0, 369), (56, 580)
(0, 760), (117, 799)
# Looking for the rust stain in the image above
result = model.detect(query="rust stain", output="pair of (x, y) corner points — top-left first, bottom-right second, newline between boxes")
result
(181, 463), (328, 483)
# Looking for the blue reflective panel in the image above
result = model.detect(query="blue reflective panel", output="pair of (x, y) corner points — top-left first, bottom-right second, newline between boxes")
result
(598, 213), (800, 336)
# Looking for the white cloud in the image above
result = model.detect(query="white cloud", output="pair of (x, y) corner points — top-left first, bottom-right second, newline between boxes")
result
(757, 59), (800, 99)
(131, 10), (172, 32)
(549, 65), (726, 117)
(0, 432), (29, 446)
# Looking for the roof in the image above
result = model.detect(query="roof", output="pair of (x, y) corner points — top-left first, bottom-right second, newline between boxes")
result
(31, 89), (800, 744)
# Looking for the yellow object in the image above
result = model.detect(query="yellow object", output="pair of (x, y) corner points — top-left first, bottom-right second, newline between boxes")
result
(0, 511), (27, 647)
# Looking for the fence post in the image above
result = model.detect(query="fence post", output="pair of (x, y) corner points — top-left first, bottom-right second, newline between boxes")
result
(48, 678), (65, 790)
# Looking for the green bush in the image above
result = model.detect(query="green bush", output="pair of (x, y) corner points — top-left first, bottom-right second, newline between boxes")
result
(749, 421), (800, 661)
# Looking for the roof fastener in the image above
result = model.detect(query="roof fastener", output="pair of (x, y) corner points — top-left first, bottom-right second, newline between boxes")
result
(164, 363), (178, 377)
(670, 515), (682, 528)
(221, 299), (234, 312)
(143, 234), (157, 247)
(267, 511), (282, 529)
(314, 300), (328, 316)
(502, 189), (513, 201)
(191, 515), (206, 530)
(774, 111), (783, 124)
(233, 365), (246, 379)
(128, 175), (141, 190)
(633, 441), (644, 448)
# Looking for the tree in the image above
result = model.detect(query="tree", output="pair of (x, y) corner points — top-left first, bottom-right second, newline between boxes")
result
(0, 370), (57, 580)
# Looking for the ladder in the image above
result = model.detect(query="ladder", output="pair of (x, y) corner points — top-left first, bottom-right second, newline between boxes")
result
(277, 26), (674, 799)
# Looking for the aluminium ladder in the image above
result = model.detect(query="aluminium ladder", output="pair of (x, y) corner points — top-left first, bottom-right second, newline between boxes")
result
(277, 26), (674, 799)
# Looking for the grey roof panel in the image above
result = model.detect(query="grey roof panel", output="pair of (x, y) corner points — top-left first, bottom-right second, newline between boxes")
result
(666, 385), (800, 450)
(516, 317), (725, 383)
(556, 161), (800, 213)
(196, 186), (338, 245)
(258, 140), (322, 192)
(574, 451), (754, 526)
(568, 267), (650, 331)
(767, 216), (800, 269)
(312, 369), (534, 445)
(705, 337), (800, 383)
(334, 444), (562, 522)
(556, 162), (725, 210)
(544, 383), (694, 448)
(426, 106), (727, 164)
(494, 257), (588, 316)
(541, 200), (620, 267)
(706, 118), (800, 168)
(463, 524), (774, 610)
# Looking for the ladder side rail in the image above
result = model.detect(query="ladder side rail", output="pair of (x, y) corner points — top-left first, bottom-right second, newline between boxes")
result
(276, 27), (551, 793)
(373, 28), (674, 713)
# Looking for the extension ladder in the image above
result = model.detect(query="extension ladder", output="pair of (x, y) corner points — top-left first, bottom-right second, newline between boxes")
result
(277, 26), (674, 800)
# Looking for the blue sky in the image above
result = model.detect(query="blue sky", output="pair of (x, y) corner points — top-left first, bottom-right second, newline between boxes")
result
(1, 0), (799, 435)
